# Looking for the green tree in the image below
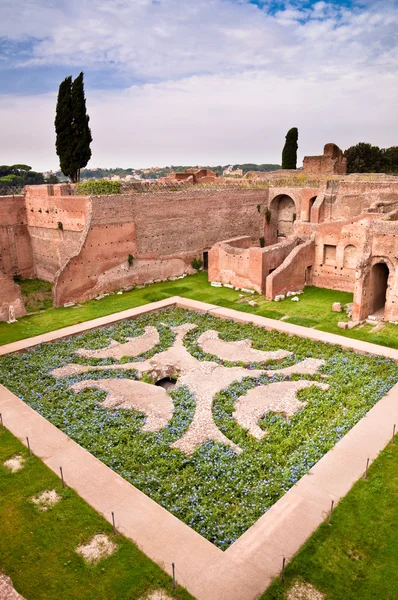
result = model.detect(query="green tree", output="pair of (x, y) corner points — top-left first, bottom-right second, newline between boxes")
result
(55, 73), (92, 183)
(383, 146), (398, 173)
(344, 143), (385, 173)
(281, 127), (298, 169)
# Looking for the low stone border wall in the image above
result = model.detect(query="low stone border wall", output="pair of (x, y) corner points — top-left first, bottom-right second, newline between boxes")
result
(1, 297), (398, 600)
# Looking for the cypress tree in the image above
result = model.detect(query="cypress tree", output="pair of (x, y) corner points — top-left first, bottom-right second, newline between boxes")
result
(55, 76), (74, 179)
(55, 72), (92, 183)
(281, 127), (298, 169)
(71, 72), (92, 182)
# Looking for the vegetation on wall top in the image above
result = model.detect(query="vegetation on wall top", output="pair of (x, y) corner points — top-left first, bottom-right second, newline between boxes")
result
(76, 180), (121, 195)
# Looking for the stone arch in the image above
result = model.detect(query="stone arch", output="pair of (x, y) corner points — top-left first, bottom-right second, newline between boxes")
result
(270, 194), (297, 238)
(343, 244), (358, 269)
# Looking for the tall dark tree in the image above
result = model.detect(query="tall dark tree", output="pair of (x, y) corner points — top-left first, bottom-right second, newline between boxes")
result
(71, 73), (92, 182)
(281, 127), (298, 169)
(55, 73), (92, 183)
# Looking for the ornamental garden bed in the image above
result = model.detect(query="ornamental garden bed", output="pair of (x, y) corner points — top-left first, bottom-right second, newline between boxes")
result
(1, 307), (397, 551)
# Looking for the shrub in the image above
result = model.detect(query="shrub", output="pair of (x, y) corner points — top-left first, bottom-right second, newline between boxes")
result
(191, 257), (203, 271)
(265, 208), (271, 223)
(58, 221), (63, 230)
(76, 180), (121, 196)
(128, 254), (134, 267)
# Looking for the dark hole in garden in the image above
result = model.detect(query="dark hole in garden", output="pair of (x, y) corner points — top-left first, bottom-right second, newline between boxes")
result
(155, 377), (177, 391)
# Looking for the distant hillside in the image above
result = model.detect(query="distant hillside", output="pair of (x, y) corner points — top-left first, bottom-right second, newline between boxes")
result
(54, 163), (281, 182)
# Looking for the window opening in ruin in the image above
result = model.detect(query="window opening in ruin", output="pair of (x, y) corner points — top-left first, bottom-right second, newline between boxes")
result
(369, 262), (389, 317)
(323, 245), (336, 265)
(305, 266), (312, 285)
(203, 251), (209, 270)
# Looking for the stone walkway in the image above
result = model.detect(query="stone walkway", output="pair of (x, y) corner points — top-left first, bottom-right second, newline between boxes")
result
(1, 297), (398, 600)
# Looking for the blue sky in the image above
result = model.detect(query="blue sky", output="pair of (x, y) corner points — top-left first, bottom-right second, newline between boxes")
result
(0, 0), (397, 170)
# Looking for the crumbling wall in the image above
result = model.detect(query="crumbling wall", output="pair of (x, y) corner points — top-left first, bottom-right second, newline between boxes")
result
(265, 238), (315, 299)
(0, 196), (34, 278)
(352, 219), (398, 322)
(208, 236), (300, 294)
(54, 188), (269, 305)
(303, 143), (347, 176)
(25, 185), (92, 281)
(0, 272), (26, 321)
(208, 236), (263, 292)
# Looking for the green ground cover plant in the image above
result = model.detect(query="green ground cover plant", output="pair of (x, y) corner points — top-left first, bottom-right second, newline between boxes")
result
(0, 428), (192, 600)
(18, 278), (53, 313)
(1, 308), (397, 550)
(3, 272), (398, 348)
(260, 437), (398, 600)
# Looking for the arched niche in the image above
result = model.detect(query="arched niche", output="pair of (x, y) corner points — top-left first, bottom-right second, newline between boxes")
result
(343, 244), (358, 269)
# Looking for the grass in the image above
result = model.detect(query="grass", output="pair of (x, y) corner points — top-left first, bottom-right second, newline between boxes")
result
(0, 428), (193, 600)
(260, 436), (398, 600)
(18, 278), (53, 313)
(2, 272), (398, 348)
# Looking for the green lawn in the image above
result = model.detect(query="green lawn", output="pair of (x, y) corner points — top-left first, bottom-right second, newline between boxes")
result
(260, 436), (398, 600)
(0, 428), (193, 600)
(2, 272), (397, 348)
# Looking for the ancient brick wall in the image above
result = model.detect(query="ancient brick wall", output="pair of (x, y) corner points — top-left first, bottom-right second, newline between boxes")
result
(303, 143), (347, 176)
(0, 272), (26, 321)
(24, 185), (92, 281)
(352, 219), (398, 322)
(265, 238), (315, 299)
(208, 236), (300, 294)
(208, 236), (263, 292)
(0, 196), (34, 278)
(54, 188), (270, 305)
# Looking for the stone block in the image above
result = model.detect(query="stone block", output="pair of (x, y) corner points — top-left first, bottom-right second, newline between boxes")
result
(332, 302), (342, 312)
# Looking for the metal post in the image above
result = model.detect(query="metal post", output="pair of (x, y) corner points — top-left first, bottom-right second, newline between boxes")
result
(392, 424), (396, 444)
(364, 457), (370, 480)
(60, 466), (65, 488)
(112, 511), (116, 535)
(26, 437), (32, 456)
(329, 499), (334, 524)
(281, 556), (286, 583)
(172, 562), (176, 589)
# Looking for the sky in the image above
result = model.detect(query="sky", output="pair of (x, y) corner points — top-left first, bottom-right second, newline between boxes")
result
(1, 0), (397, 171)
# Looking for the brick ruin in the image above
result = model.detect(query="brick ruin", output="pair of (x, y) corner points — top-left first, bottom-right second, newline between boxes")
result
(1, 144), (398, 324)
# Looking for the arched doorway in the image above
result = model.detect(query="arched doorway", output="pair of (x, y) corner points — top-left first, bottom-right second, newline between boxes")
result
(308, 196), (317, 222)
(273, 195), (296, 237)
(369, 262), (389, 317)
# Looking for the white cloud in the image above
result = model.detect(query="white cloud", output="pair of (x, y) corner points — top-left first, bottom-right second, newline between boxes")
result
(1, 66), (397, 171)
(1, 0), (397, 80)
(0, 0), (397, 170)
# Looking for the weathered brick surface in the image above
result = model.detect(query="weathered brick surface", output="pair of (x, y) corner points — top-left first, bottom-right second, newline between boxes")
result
(0, 272), (26, 321)
(0, 196), (34, 278)
(1, 179), (398, 321)
(53, 188), (269, 305)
